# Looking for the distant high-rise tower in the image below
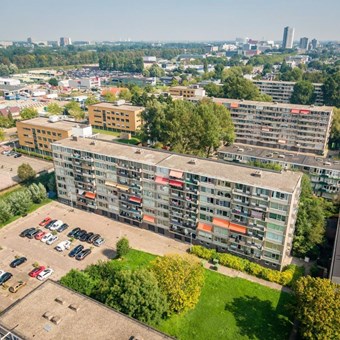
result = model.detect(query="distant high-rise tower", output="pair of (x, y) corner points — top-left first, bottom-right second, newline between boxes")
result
(299, 37), (309, 50)
(59, 37), (72, 47)
(27, 37), (33, 44)
(282, 26), (294, 49)
(310, 38), (318, 50)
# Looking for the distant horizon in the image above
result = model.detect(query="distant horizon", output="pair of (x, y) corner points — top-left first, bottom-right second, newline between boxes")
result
(1, 0), (339, 41)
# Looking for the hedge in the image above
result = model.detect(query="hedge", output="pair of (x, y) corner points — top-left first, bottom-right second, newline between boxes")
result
(15, 148), (53, 162)
(190, 245), (304, 287)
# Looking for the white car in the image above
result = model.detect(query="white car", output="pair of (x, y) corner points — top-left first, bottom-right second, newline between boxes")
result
(37, 268), (54, 281)
(55, 240), (71, 252)
(41, 233), (53, 243)
(46, 235), (58, 245)
(49, 220), (63, 231)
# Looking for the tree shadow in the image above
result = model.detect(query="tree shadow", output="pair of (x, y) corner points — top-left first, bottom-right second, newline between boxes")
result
(225, 295), (293, 340)
(101, 248), (117, 259)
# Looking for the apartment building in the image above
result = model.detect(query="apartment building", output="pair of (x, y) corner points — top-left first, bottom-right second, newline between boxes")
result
(52, 137), (302, 270)
(213, 98), (333, 155)
(17, 117), (76, 156)
(88, 101), (144, 134)
(218, 143), (340, 200)
(169, 85), (206, 98)
(252, 80), (324, 105)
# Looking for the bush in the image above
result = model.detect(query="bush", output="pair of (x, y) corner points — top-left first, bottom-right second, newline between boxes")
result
(116, 237), (130, 258)
(190, 245), (303, 287)
(15, 148), (53, 161)
(17, 163), (36, 181)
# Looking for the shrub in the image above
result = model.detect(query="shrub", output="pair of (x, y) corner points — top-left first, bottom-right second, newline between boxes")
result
(116, 237), (130, 258)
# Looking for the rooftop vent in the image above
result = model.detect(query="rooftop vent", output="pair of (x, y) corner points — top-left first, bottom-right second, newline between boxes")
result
(252, 170), (262, 178)
(68, 304), (80, 312)
(278, 154), (285, 159)
(135, 149), (142, 154)
(324, 161), (331, 166)
(42, 311), (53, 320)
(72, 136), (78, 142)
(55, 297), (65, 305)
(238, 148), (244, 152)
(90, 141), (96, 145)
(51, 316), (62, 325)
(48, 115), (59, 123)
(188, 159), (197, 165)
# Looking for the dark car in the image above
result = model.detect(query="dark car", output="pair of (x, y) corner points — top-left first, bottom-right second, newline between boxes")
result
(13, 153), (22, 158)
(0, 272), (13, 285)
(68, 244), (84, 258)
(74, 229), (87, 240)
(67, 227), (80, 238)
(45, 219), (57, 230)
(91, 234), (101, 244)
(79, 232), (90, 242)
(57, 223), (69, 233)
(75, 249), (91, 261)
(85, 232), (94, 242)
(30, 229), (42, 238)
(86, 233), (96, 243)
(26, 228), (38, 239)
(20, 227), (35, 238)
(10, 257), (27, 268)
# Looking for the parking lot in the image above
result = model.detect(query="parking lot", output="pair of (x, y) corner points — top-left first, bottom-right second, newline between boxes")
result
(0, 152), (53, 191)
(0, 201), (188, 311)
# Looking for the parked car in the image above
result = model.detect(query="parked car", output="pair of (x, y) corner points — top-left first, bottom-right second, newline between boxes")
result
(57, 223), (69, 233)
(86, 233), (97, 243)
(85, 232), (94, 242)
(29, 266), (46, 278)
(10, 257), (27, 268)
(68, 227), (80, 237)
(25, 228), (38, 239)
(76, 249), (91, 261)
(49, 220), (63, 231)
(93, 237), (105, 247)
(7, 151), (16, 157)
(0, 272), (13, 285)
(41, 233), (53, 243)
(68, 245), (84, 258)
(80, 232), (90, 242)
(45, 219), (57, 230)
(20, 227), (35, 237)
(13, 153), (22, 158)
(0, 270), (5, 277)
(37, 268), (54, 281)
(39, 217), (52, 227)
(74, 229), (87, 240)
(34, 230), (46, 240)
(9, 280), (27, 293)
(2, 150), (11, 155)
(46, 235), (58, 245)
(31, 229), (43, 238)
(91, 234), (101, 243)
(55, 240), (71, 252)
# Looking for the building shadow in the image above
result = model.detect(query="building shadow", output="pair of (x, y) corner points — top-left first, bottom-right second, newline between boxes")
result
(225, 294), (294, 340)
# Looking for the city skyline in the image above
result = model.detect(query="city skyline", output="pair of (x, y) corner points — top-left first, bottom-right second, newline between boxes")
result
(1, 0), (339, 42)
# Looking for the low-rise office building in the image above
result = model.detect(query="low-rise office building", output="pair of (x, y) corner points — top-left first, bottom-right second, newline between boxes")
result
(252, 80), (324, 105)
(218, 143), (340, 200)
(88, 101), (144, 134)
(213, 98), (333, 155)
(52, 136), (302, 270)
(169, 85), (206, 98)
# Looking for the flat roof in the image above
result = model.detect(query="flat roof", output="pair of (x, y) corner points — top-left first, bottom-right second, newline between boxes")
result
(252, 79), (323, 86)
(53, 136), (302, 193)
(17, 117), (77, 131)
(212, 98), (333, 112)
(90, 102), (144, 111)
(218, 143), (340, 171)
(0, 280), (172, 340)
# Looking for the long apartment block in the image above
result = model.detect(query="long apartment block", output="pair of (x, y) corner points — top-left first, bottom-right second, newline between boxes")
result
(168, 85), (206, 98)
(88, 101), (144, 134)
(252, 80), (324, 105)
(52, 136), (302, 270)
(213, 98), (333, 155)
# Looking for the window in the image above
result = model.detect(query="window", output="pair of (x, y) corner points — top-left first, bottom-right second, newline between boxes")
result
(269, 212), (286, 222)
(272, 191), (288, 200)
(266, 232), (283, 244)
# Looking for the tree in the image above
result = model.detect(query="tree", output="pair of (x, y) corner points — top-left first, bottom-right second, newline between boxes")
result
(46, 102), (63, 115)
(48, 78), (58, 86)
(222, 74), (261, 100)
(0, 200), (13, 224)
(105, 269), (168, 324)
(60, 269), (97, 296)
(329, 108), (340, 150)
(85, 96), (100, 107)
(28, 183), (46, 203)
(203, 59), (208, 73)
(148, 64), (165, 78)
(20, 107), (38, 120)
(214, 64), (225, 80)
(280, 67), (303, 81)
(102, 92), (117, 102)
(116, 237), (130, 258)
(323, 71), (340, 107)
(17, 163), (36, 181)
(64, 101), (84, 120)
(118, 88), (132, 101)
(0, 128), (4, 141)
(294, 276), (340, 340)
(290, 81), (316, 105)
(152, 254), (204, 313)
(7, 189), (32, 216)
(204, 83), (223, 97)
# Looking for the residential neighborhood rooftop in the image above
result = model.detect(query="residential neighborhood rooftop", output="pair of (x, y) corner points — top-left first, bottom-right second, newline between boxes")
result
(17, 117), (77, 131)
(90, 102), (145, 111)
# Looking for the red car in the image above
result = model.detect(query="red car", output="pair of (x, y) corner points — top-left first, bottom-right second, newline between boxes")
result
(39, 217), (52, 227)
(29, 266), (46, 278)
(34, 230), (46, 240)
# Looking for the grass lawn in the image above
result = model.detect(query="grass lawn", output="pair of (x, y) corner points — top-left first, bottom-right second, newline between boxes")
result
(111, 250), (294, 340)
(116, 138), (141, 145)
(92, 128), (121, 137)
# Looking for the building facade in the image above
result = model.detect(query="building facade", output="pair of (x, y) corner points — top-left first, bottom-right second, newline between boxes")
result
(168, 86), (206, 98)
(213, 98), (333, 155)
(252, 80), (324, 105)
(282, 26), (294, 49)
(218, 144), (340, 200)
(52, 137), (302, 270)
(88, 102), (144, 134)
(299, 37), (309, 50)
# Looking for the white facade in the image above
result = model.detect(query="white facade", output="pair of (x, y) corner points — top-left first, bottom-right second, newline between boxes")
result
(0, 78), (21, 86)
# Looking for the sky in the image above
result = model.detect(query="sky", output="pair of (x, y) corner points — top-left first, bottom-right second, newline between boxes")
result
(1, 0), (339, 42)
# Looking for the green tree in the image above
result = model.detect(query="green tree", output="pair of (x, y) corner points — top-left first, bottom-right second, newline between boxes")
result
(294, 276), (340, 340)
(323, 71), (340, 107)
(222, 74), (262, 100)
(329, 108), (340, 150)
(0, 128), (4, 141)
(0, 200), (13, 224)
(85, 96), (100, 107)
(118, 88), (132, 101)
(148, 64), (165, 78)
(203, 59), (208, 73)
(46, 102), (63, 115)
(290, 81), (316, 105)
(204, 83), (223, 97)
(17, 163), (36, 181)
(116, 237), (130, 258)
(48, 78), (58, 86)
(102, 92), (117, 102)
(280, 67), (303, 81)
(214, 63), (225, 80)
(152, 254), (205, 313)
(7, 189), (32, 216)
(64, 101), (84, 120)
(60, 269), (97, 296)
(28, 183), (46, 203)
(105, 269), (168, 324)
(20, 107), (38, 120)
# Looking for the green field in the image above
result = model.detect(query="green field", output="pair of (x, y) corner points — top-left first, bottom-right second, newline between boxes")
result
(92, 128), (121, 137)
(109, 250), (294, 340)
